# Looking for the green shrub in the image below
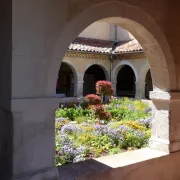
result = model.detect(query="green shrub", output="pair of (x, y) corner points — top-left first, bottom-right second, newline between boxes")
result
(56, 108), (66, 118)
(120, 130), (148, 149)
(80, 100), (89, 109)
(109, 147), (121, 155)
(82, 109), (93, 117)
(56, 108), (82, 121)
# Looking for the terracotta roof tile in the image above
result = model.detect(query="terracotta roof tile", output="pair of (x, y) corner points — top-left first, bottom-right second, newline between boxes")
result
(114, 39), (143, 53)
(68, 37), (143, 54)
(69, 37), (113, 54)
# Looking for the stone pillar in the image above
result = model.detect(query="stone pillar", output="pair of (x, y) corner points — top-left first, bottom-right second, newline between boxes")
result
(135, 81), (145, 99)
(0, 108), (12, 179)
(11, 97), (59, 180)
(112, 80), (117, 96)
(149, 91), (180, 153)
(74, 81), (84, 97)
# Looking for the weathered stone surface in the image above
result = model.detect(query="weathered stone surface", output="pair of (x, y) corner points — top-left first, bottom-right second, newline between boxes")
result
(149, 92), (180, 152)
(76, 151), (180, 180)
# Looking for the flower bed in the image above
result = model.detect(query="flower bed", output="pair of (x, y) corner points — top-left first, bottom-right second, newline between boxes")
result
(55, 97), (152, 166)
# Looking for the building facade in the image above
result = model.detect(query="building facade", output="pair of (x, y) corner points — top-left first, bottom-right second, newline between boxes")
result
(56, 21), (152, 99)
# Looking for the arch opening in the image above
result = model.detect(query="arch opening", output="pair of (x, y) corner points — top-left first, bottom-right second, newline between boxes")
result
(11, 2), (180, 178)
(145, 70), (153, 99)
(50, 1), (176, 96)
(116, 65), (136, 98)
(56, 62), (77, 97)
(49, 0), (177, 169)
(83, 64), (106, 96)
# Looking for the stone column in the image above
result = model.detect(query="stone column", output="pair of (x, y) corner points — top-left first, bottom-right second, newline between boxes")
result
(11, 97), (59, 180)
(0, 108), (12, 179)
(135, 81), (145, 99)
(112, 80), (117, 96)
(74, 81), (84, 97)
(149, 91), (180, 153)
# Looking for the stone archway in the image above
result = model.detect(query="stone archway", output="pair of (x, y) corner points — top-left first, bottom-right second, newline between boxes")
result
(49, 2), (176, 97)
(49, 1), (176, 155)
(145, 70), (153, 99)
(116, 65), (136, 98)
(83, 63), (110, 81)
(11, 1), (179, 179)
(56, 62), (78, 97)
(83, 64), (107, 96)
(112, 60), (138, 96)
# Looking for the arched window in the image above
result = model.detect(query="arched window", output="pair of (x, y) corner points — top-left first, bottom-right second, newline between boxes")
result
(116, 65), (136, 97)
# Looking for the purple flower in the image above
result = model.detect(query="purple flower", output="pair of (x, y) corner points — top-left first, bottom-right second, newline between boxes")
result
(145, 107), (152, 114)
(56, 117), (67, 122)
(132, 130), (148, 144)
(73, 155), (85, 163)
(59, 134), (73, 146)
(93, 124), (108, 135)
(106, 128), (124, 141)
(117, 125), (132, 133)
(137, 117), (152, 128)
(57, 134), (86, 164)
(127, 104), (135, 110)
(61, 124), (80, 134)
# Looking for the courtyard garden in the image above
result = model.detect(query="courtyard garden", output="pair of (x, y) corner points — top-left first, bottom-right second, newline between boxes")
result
(55, 81), (152, 166)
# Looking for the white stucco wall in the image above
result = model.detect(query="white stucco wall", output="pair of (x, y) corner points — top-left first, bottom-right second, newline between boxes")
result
(62, 55), (150, 99)
(78, 21), (135, 41)
(116, 26), (135, 41)
(79, 21), (113, 40)
(63, 56), (111, 81)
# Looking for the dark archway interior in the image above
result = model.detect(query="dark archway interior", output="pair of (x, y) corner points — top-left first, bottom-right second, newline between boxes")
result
(83, 65), (106, 96)
(116, 65), (136, 97)
(145, 70), (153, 99)
(56, 62), (75, 97)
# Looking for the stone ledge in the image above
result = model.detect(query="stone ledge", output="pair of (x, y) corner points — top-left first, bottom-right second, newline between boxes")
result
(58, 148), (167, 180)
(57, 97), (80, 104)
(150, 91), (180, 100)
(94, 148), (167, 168)
(149, 137), (180, 153)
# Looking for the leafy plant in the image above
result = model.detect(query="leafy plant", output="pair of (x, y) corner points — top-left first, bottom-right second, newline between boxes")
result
(56, 108), (82, 121)
(84, 94), (101, 105)
(55, 97), (152, 166)
(96, 81), (114, 103)
(91, 105), (111, 121)
(109, 147), (121, 155)
(120, 130), (148, 149)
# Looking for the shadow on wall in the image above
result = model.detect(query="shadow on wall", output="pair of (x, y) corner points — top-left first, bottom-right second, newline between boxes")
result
(57, 159), (111, 179)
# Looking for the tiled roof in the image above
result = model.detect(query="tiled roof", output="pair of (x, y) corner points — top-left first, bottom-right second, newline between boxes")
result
(69, 37), (113, 54)
(113, 39), (143, 53)
(68, 37), (143, 54)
